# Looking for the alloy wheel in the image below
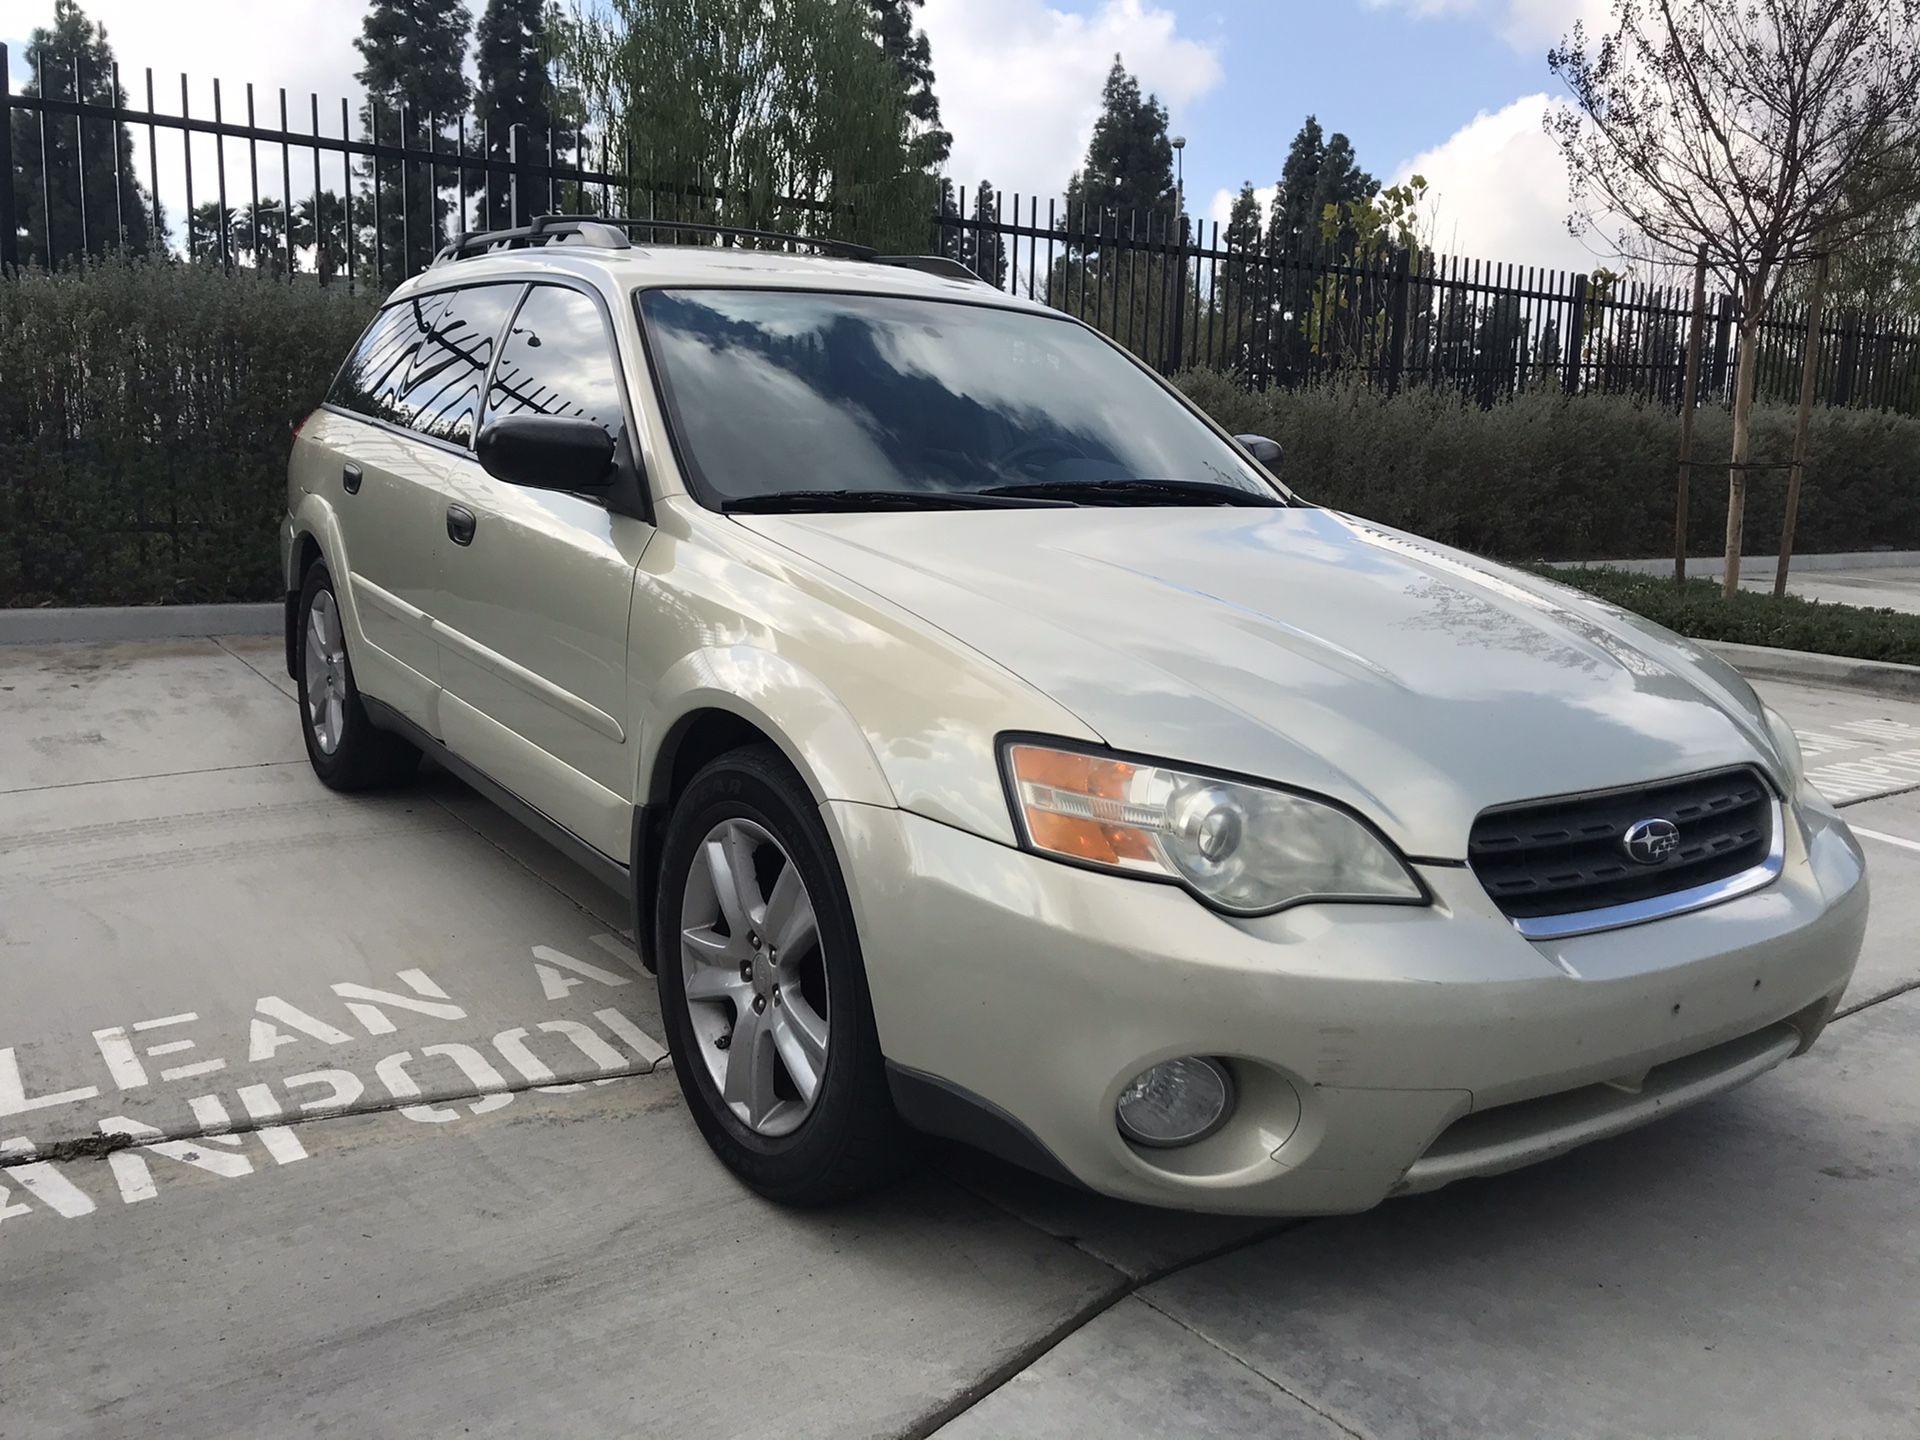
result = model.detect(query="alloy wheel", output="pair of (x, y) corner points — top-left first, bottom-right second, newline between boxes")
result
(303, 588), (348, 755)
(679, 817), (831, 1137)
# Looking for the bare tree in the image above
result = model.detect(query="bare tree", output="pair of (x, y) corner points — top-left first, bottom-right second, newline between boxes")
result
(1548, 0), (1920, 594)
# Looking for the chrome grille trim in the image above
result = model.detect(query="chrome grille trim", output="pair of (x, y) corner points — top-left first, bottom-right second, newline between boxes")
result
(1510, 800), (1785, 940)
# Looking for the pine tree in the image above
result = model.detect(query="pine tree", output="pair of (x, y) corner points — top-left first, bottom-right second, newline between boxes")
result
(1218, 182), (1267, 367)
(473, 0), (554, 230)
(868, 0), (950, 171)
(1065, 57), (1178, 238)
(355, 0), (472, 285)
(1265, 116), (1376, 380)
(8, 0), (159, 267)
(968, 180), (1007, 287)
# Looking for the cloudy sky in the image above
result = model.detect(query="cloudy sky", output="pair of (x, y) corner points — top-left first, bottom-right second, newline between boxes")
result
(1, 0), (1624, 272)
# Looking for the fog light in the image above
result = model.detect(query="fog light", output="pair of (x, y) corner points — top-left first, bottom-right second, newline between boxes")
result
(1115, 1057), (1234, 1148)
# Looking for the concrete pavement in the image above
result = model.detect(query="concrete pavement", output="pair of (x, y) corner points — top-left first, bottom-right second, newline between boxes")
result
(4, 635), (1920, 1438)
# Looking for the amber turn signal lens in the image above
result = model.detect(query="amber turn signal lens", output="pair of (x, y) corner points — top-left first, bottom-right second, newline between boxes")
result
(1008, 744), (1159, 868)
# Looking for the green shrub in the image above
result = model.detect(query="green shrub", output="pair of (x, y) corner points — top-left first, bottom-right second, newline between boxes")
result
(0, 257), (377, 606)
(1537, 565), (1920, 666)
(1177, 372), (1920, 564)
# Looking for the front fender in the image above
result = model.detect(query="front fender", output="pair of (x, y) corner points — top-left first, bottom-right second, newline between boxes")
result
(638, 647), (898, 812)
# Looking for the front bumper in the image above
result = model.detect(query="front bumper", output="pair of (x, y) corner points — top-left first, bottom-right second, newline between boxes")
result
(827, 794), (1867, 1215)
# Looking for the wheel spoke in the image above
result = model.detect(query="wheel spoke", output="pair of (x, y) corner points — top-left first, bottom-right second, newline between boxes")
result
(703, 823), (762, 936)
(682, 925), (745, 1003)
(721, 1001), (777, 1129)
(762, 862), (817, 961)
(769, 997), (826, 1103)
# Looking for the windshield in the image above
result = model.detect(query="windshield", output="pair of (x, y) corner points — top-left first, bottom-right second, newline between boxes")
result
(635, 288), (1284, 508)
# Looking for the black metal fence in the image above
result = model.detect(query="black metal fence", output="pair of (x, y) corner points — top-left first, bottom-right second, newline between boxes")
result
(6, 44), (1919, 415)
(934, 193), (1920, 414)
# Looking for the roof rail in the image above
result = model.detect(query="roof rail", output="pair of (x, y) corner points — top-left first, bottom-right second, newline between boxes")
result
(615, 217), (878, 259)
(430, 214), (989, 285)
(431, 215), (633, 266)
(872, 255), (987, 285)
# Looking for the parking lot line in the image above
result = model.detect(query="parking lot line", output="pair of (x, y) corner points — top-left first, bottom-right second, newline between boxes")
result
(1853, 825), (1920, 855)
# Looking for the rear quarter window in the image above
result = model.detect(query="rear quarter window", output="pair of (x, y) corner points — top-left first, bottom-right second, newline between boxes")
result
(327, 302), (426, 425)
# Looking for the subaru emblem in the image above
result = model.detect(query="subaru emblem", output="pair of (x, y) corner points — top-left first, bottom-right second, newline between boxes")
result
(1623, 817), (1680, 865)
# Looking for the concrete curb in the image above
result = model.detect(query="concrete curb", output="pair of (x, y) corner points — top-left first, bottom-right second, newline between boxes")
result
(1705, 640), (1920, 699)
(8, 605), (1916, 702)
(1579, 550), (1920, 578)
(0, 602), (280, 645)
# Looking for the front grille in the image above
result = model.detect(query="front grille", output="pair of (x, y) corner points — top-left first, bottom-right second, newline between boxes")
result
(1469, 767), (1775, 923)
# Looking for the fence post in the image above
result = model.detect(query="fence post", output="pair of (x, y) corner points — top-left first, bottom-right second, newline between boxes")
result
(1674, 244), (1709, 584)
(1776, 248), (1830, 598)
(1385, 247), (1411, 394)
(1708, 294), (1735, 401)
(0, 45), (17, 272)
(1563, 273), (1590, 393)
(509, 124), (523, 228)
(1165, 215), (1190, 374)
(1831, 309), (1859, 407)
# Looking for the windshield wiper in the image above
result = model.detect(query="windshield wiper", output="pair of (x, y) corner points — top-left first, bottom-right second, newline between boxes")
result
(722, 488), (1075, 514)
(978, 478), (1284, 508)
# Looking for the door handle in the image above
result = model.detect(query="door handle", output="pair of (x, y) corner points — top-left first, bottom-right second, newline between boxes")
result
(342, 462), (362, 495)
(446, 504), (477, 547)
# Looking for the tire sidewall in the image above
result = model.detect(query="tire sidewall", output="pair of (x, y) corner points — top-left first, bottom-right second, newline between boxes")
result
(655, 754), (882, 1184)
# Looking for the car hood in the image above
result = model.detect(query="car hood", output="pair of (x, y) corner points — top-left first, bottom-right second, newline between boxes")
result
(734, 505), (1781, 859)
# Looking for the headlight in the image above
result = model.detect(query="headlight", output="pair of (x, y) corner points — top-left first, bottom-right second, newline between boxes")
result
(1002, 740), (1425, 915)
(1763, 705), (1807, 797)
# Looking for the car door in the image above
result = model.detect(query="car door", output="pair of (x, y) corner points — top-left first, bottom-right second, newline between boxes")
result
(314, 297), (452, 728)
(430, 281), (653, 862)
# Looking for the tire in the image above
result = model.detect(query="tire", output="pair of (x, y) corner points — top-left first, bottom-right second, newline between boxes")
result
(655, 743), (906, 1205)
(294, 560), (420, 792)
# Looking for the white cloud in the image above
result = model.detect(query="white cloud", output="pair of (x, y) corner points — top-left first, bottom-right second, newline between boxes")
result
(1394, 93), (1624, 274)
(1206, 182), (1275, 230)
(919, 0), (1223, 199)
(1359, 0), (1610, 53)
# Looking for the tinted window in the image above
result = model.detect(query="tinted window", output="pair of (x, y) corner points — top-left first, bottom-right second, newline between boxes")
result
(397, 284), (522, 445)
(635, 289), (1275, 504)
(483, 286), (626, 444)
(328, 302), (426, 425)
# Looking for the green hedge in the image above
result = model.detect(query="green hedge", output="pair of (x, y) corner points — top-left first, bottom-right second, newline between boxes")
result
(1176, 371), (1920, 563)
(1, 258), (377, 607)
(1537, 565), (1920, 666)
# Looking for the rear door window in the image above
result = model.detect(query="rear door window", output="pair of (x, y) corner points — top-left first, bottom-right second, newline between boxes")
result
(396, 284), (523, 446)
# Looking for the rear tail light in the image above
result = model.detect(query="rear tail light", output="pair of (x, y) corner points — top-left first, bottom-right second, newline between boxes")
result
(291, 409), (318, 440)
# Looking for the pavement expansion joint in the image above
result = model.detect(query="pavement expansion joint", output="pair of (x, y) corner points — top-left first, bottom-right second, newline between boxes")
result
(898, 1178), (1312, 1439)
(1833, 977), (1920, 1023)
(3, 1062), (675, 1168)
(1134, 1290), (1371, 1440)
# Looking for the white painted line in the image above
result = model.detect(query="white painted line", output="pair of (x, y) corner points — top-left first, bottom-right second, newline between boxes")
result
(1853, 826), (1920, 855)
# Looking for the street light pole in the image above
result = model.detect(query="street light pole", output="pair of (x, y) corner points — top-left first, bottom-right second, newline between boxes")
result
(1171, 134), (1186, 217)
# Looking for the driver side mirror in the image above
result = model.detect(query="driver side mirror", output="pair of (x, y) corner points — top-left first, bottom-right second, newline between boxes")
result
(475, 415), (616, 492)
(1235, 434), (1283, 468)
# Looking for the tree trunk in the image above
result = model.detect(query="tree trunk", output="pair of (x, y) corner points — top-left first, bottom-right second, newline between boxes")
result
(1721, 307), (1764, 600)
(1776, 249), (1830, 598)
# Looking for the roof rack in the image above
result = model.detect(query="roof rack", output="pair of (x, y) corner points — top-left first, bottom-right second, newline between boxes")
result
(431, 215), (633, 266)
(429, 214), (988, 285)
